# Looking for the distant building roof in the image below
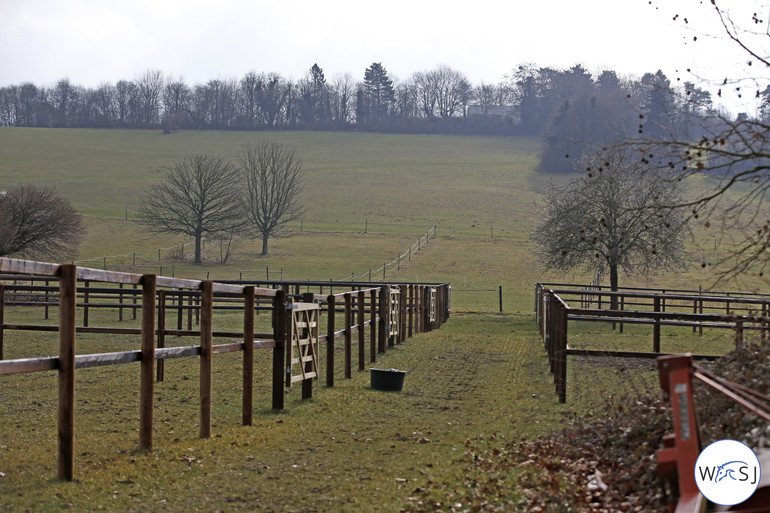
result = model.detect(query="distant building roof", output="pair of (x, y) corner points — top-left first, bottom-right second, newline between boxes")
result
(467, 105), (519, 122)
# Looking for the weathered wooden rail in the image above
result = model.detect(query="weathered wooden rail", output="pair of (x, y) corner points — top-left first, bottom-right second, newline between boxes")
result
(535, 283), (770, 402)
(0, 257), (450, 481)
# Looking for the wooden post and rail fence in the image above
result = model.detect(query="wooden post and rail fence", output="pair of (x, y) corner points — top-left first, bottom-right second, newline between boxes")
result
(0, 257), (450, 481)
(535, 283), (770, 403)
(537, 283), (770, 508)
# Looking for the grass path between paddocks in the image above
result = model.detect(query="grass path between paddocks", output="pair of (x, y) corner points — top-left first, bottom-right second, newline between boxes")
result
(0, 312), (582, 512)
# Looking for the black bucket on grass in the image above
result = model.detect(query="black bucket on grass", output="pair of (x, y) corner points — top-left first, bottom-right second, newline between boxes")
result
(369, 368), (407, 392)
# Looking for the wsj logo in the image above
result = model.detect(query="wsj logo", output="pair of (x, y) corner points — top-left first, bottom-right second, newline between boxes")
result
(695, 440), (761, 506)
(698, 460), (758, 485)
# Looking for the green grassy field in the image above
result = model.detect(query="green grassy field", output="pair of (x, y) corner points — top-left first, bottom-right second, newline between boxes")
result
(0, 128), (761, 511)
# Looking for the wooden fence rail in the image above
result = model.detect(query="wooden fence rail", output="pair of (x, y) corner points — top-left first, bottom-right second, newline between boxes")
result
(535, 283), (770, 403)
(0, 257), (450, 481)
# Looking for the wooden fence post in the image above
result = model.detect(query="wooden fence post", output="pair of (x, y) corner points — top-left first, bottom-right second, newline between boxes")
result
(132, 284), (138, 320)
(369, 288), (377, 363)
(399, 286), (407, 343)
(407, 284), (414, 338)
(378, 287), (388, 354)
(653, 296), (661, 353)
(58, 264), (77, 482)
(699, 298), (704, 336)
(357, 290), (365, 371)
(344, 293), (352, 379)
(139, 274), (156, 450)
(176, 290), (183, 330)
(0, 285), (4, 360)
(553, 298), (561, 397)
(440, 285), (448, 327)
(272, 290), (286, 409)
(416, 285), (424, 334)
(546, 295), (554, 373)
(157, 291), (166, 382)
(326, 294), (335, 387)
(619, 295), (624, 334)
(187, 294), (193, 330)
(83, 280), (90, 327)
(45, 279), (50, 320)
(118, 283), (124, 322)
(242, 286), (255, 426)
(199, 281), (213, 438)
(557, 300), (568, 403)
(423, 286), (432, 332)
(692, 299), (698, 334)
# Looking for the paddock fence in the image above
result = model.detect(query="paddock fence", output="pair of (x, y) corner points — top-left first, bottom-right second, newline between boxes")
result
(0, 257), (450, 481)
(71, 225), (438, 282)
(535, 283), (770, 402)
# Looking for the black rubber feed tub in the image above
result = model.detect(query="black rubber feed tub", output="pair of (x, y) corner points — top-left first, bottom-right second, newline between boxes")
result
(369, 368), (407, 392)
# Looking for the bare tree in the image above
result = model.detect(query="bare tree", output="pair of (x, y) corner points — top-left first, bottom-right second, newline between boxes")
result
(330, 73), (356, 127)
(135, 70), (164, 127)
(162, 76), (191, 131)
(51, 78), (77, 127)
(532, 147), (687, 305)
(434, 65), (472, 118)
(0, 184), (85, 261)
(413, 66), (472, 118)
(257, 73), (290, 127)
(239, 141), (306, 256)
(473, 82), (500, 117)
(632, 1), (770, 282)
(138, 154), (246, 264)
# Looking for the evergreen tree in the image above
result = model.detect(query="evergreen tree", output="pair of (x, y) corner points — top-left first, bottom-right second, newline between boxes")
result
(362, 62), (395, 125)
(641, 70), (678, 140)
(309, 63), (330, 125)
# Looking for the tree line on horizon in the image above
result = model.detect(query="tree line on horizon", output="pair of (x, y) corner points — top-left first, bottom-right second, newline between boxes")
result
(1, 62), (760, 169)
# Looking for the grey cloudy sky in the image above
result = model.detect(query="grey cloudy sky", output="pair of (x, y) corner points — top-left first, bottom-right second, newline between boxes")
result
(0, 0), (765, 112)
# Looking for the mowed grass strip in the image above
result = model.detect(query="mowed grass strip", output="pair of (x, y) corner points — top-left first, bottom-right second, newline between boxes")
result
(1, 311), (574, 512)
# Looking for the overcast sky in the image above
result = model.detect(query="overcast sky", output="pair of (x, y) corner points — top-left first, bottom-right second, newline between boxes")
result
(0, 0), (766, 113)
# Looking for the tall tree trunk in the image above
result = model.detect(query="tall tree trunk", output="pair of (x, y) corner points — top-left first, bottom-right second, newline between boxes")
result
(194, 233), (202, 264)
(609, 262), (619, 310)
(261, 235), (269, 256)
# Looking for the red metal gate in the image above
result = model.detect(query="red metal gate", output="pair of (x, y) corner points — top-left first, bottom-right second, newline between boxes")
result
(657, 354), (770, 512)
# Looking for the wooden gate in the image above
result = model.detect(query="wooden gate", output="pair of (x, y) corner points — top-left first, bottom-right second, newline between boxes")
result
(388, 288), (400, 338)
(428, 287), (437, 325)
(286, 302), (320, 399)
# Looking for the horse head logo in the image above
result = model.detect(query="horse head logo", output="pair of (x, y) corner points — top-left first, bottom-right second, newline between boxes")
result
(715, 461), (748, 483)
